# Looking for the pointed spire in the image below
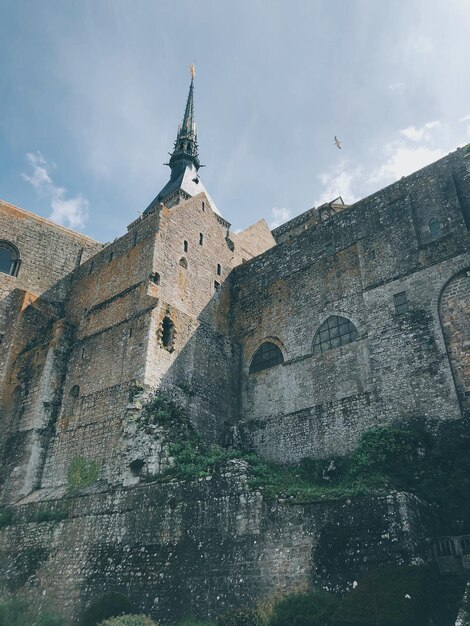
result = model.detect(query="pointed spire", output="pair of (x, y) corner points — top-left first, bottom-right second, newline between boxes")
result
(169, 65), (200, 170)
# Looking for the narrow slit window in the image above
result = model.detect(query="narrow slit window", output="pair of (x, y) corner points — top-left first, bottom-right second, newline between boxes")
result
(429, 218), (441, 237)
(184, 240), (189, 253)
(161, 316), (175, 351)
(393, 291), (409, 314)
(217, 263), (221, 276)
(65, 385), (80, 417)
(202, 201), (205, 211)
(199, 233), (204, 246)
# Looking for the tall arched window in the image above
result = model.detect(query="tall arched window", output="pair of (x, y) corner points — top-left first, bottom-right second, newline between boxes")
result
(429, 218), (441, 237)
(249, 342), (284, 374)
(313, 316), (358, 355)
(0, 241), (20, 276)
(161, 316), (175, 351)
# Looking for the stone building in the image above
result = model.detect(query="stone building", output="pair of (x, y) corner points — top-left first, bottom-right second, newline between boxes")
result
(0, 74), (469, 622)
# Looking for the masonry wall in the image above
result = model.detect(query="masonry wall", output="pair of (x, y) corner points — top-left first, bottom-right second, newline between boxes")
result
(0, 474), (434, 624)
(143, 194), (274, 443)
(231, 149), (470, 461)
(39, 211), (160, 489)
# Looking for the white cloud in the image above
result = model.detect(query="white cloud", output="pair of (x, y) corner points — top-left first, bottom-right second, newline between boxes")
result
(388, 82), (405, 94)
(269, 207), (292, 229)
(314, 117), (458, 206)
(411, 35), (433, 55)
(22, 152), (88, 229)
(371, 146), (447, 185)
(460, 114), (470, 137)
(314, 164), (361, 207)
(399, 120), (441, 142)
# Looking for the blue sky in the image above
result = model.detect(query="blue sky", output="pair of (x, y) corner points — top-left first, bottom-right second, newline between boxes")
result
(1, 0), (469, 242)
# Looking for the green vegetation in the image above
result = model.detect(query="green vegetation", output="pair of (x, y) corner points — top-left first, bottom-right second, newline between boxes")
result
(176, 617), (216, 626)
(268, 591), (339, 626)
(79, 592), (134, 626)
(66, 456), (100, 492)
(217, 608), (264, 626)
(334, 566), (436, 626)
(30, 509), (68, 524)
(0, 595), (67, 626)
(98, 616), (157, 626)
(142, 394), (470, 531)
(0, 507), (15, 528)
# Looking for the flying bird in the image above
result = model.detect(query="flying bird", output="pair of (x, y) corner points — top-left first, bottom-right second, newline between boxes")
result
(334, 136), (342, 149)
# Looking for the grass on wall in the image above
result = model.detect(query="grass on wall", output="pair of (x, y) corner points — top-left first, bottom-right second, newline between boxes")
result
(141, 393), (470, 531)
(66, 456), (100, 492)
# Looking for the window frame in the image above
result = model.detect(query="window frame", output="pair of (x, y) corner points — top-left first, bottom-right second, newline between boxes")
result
(249, 341), (284, 374)
(0, 240), (21, 277)
(313, 315), (358, 355)
(393, 291), (409, 314)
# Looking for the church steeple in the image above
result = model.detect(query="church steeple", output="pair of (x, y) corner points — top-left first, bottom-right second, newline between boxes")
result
(143, 65), (223, 216)
(169, 65), (200, 171)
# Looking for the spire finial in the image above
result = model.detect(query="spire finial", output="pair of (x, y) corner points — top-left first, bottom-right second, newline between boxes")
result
(189, 63), (196, 79)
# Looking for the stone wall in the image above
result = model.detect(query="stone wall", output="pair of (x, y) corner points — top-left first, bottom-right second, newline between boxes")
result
(0, 472), (434, 624)
(231, 149), (470, 461)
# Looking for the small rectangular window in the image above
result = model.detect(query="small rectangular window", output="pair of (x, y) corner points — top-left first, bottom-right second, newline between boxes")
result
(216, 263), (221, 276)
(394, 291), (409, 314)
(214, 281), (220, 290)
(199, 233), (204, 246)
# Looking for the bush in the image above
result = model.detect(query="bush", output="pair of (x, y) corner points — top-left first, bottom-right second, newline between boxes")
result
(79, 593), (134, 626)
(66, 456), (100, 492)
(31, 509), (68, 524)
(99, 616), (157, 626)
(176, 617), (216, 626)
(0, 508), (15, 528)
(333, 566), (435, 626)
(217, 608), (265, 626)
(268, 591), (339, 626)
(0, 596), (67, 625)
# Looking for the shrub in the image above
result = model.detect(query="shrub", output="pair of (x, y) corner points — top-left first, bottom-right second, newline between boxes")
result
(79, 592), (134, 626)
(217, 608), (265, 626)
(333, 566), (435, 626)
(176, 617), (216, 626)
(0, 508), (15, 528)
(0, 596), (67, 625)
(268, 591), (339, 626)
(99, 615), (157, 626)
(66, 456), (100, 492)
(31, 509), (68, 523)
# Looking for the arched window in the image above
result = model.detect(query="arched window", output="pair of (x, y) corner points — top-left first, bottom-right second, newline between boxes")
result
(162, 316), (175, 351)
(0, 241), (20, 276)
(313, 315), (358, 355)
(179, 257), (188, 269)
(429, 218), (441, 237)
(249, 342), (284, 374)
(65, 385), (80, 417)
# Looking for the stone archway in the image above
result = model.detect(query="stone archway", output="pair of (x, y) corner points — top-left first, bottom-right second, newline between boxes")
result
(439, 270), (470, 417)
